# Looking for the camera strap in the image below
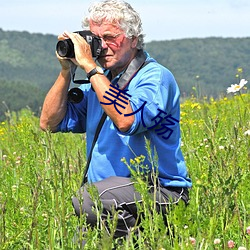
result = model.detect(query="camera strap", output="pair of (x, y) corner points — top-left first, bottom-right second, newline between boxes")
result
(81, 111), (107, 185)
(81, 50), (149, 186)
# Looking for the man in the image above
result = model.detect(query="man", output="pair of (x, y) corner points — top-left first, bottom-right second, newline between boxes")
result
(40, 0), (192, 242)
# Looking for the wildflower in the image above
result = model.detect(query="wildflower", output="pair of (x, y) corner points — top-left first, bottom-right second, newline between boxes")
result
(42, 213), (48, 221)
(246, 226), (250, 235)
(214, 238), (221, 244)
(238, 247), (246, 250)
(244, 130), (250, 136)
(189, 237), (196, 246)
(228, 240), (235, 248)
(227, 79), (248, 93)
(237, 67), (243, 73)
(218, 145), (224, 150)
(135, 157), (141, 164)
(20, 207), (25, 214)
(130, 159), (135, 165)
(191, 103), (201, 109)
(196, 180), (202, 185)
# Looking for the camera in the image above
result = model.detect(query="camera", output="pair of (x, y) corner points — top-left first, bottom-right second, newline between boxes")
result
(56, 30), (102, 58)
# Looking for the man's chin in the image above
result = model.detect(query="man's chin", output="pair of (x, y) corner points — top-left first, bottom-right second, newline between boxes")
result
(98, 59), (113, 69)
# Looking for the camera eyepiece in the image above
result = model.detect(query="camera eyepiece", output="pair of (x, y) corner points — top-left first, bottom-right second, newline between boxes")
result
(56, 30), (102, 58)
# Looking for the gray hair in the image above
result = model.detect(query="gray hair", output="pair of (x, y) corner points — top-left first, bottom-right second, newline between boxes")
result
(82, 0), (145, 49)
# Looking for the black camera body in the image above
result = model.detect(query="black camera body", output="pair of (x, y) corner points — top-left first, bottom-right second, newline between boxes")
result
(56, 30), (102, 58)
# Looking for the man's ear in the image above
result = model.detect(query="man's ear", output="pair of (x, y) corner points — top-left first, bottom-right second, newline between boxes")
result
(131, 36), (139, 48)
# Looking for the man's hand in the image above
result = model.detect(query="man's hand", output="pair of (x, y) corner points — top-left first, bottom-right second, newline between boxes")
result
(56, 33), (79, 71)
(62, 31), (96, 73)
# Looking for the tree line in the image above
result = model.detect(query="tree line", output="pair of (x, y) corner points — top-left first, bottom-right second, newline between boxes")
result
(0, 28), (249, 120)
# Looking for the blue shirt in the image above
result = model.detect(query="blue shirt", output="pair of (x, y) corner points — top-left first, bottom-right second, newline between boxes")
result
(58, 52), (192, 188)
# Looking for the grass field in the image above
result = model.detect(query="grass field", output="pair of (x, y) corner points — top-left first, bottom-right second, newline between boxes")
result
(0, 90), (249, 249)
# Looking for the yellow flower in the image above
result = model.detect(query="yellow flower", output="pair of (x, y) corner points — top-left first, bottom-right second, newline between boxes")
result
(180, 111), (187, 117)
(191, 103), (201, 109)
(130, 159), (135, 165)
(135, 157), (141, 164)
(237, 67), (243, 73)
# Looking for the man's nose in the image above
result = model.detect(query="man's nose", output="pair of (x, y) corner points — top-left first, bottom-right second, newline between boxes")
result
(101, 38), (108, 49)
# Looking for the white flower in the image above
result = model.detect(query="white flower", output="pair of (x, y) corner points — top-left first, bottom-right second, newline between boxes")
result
(20, 207), (25, 214)
(238, 247), (246, 250)
(218, 145), (224, 150)
(214, 238), (221, 244)
(227, 79), (248, 93)
(189, 237), (196, 245)
(244, 130), (250, 136)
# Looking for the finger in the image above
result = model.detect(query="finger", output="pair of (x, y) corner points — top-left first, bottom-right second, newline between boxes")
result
(57, 31), (71, 41)
(55, 50), (79, 66)
(55, 50), (64, 59)
(63, 30), (70, 37)
(64, 30), (76, 40)
(65, 31), (85, 43)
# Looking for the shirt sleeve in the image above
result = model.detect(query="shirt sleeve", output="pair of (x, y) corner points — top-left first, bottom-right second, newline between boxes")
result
(120, 62), (180, 136)
(57, 85), (89, 133)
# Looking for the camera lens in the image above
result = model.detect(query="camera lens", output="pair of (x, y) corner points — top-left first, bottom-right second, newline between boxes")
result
(56, 39), (74, 58)
(68, 88), (84, 103)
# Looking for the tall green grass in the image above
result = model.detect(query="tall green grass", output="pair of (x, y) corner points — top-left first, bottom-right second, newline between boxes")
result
(0, 93), (249, 249)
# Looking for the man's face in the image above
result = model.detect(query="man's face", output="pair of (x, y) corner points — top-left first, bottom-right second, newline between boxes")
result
(89, 20), (138, 73)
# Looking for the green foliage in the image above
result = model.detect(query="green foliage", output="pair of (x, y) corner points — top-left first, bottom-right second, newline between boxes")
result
(181, 95), (250, 249)
(0, 109), (85, 249)
(0, 29), (61, 121)
(0, 79), (46, 121)
(0, 28), (60, 89)
(0, 93), (249, 249)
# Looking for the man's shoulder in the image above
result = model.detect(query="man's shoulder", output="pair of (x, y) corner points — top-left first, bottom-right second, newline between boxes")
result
(140, 58), (175, 80)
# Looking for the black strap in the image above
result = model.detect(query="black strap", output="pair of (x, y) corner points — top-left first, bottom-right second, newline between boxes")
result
(81, 50), (149, 186)
(116, 49), (147, 90)
(81, 112), (107, 186)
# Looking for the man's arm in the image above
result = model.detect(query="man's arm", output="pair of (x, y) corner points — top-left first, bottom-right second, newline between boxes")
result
(40, 61), (71, 132)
